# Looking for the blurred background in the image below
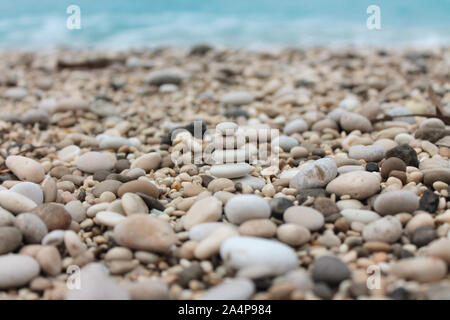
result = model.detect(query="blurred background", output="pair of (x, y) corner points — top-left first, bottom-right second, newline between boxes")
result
(0, 0), (449, 49)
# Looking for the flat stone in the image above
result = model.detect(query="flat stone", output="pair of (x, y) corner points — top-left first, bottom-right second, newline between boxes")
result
(269, 197), (294, 220)
(65, 200), (86, 223)
(289, 158), (337, 190)
(145, 69), (185, 86)
(0, 190), (37, 214)
(216, 122), (239, 136)
(272, 136), (299, 152)
(374, 190), (419, 215)
(10, 182), (44, 205)
(125, 279), (169, 300)
(57, 145), (81, 162)
(349, 145), (386, 162)
(30, 203), (72, 231)
(0, 255), (40, 289)
(15, 213), (48, 244)
(340, 209), (380, 224)
(224, 195), (270, 224)
(380, 157), (406, 179)
(362, 216), (403, 243)
(114, 215), (177, 253)
(95, 211), (126, 227)
(117, 180), (160, 199)
(183, 196), (222, 230)
(98, 136), (132, 150)
(131, 152), (162, 171)
(75, 152), (115, 173)
(221, 91), (254, 106)
(220, 237), (298, 276)
(283, 206), (324, 231)
(326, 171), (380, 200)
(42, 230), (65, 246)
(340, 112), (372, 132)
(427, 238), (450, 264)
(5, 156), (45, 183)
(92, 180), (122, 198)
(423, 169), (450, 185)
(121, 193), (149, 215)
(194, 225), (238, 259)
(35, 245), (61, 276)
(210, 163), (252, 179)
(0, 208), (15, 227)
(0, 226), (22, 254)
(232, 175), (265, 190)
(238, 219), (277, 238)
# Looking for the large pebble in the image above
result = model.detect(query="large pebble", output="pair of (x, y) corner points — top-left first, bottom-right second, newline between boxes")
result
(65, 200), (86, 223)
(75, 152), (115, 173)
(224, 195), (270, 224)
(210, 163), (252, 179)
(221, 92), (254, 106)
(423, 169), (450, 185)
(95, 211), (126, 227)
(189, 222), (225, 241)
(312, 255), (351, 287)
(326, 171), (380, 199)
(114, 215), (177, 253)
(380, 157), (406, 179)
(98, 136), (131, 150)
(5, 156), (45, 183)
(30, 203), (72, 231)
(183, 196), (222, 230)
(0, 208), (15, 227)
(385, 144), (419, 167)
(57, 145), (81, 162)
(238, 219), (276, 238)
(276, 224), (311, 246)
(427, 238), (450, 264)
(145, 69), (185, 86)
(272, 136), (299, 152)
(340, 209), (380, 224)
(391, 257), (447, 283)
(283, 206), (324, 231)
(348, 145), (386, 162)
(220, 237), (298, 275)
(289, 158), (337, 190)
(362, 216), (403, 243)
(373, 190), (419, 215)
(201, 278), (255, 300)
(10, 182), (44, 205)
(340, 112), (372, 132)
(15, 213), (48, 244)
(232, 175), (265, 190)
(35, 246), (62, 276)
(121, 193), (149, 215)
(194, 225), (238, 259)
(0, 255), (40, 289)
(284, 119), (308, 135)
(0, 190), (37, 214)
(117, 180), (160, 199)
(131, 152), (161, 171)
(0, 226), (22, 254)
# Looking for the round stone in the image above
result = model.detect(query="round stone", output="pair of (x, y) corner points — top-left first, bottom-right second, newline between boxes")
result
(65, 200), (86, 223)
(30, 203), (72, 231)
(15, 213), (48, 244)
(391, 257), (447, 283)
(385, 144), (419, 167)
(0, 226), (22, 254)
(326, 171), (380, 200)
(5, 156), (45, 183)
(220, 237), (298, 276)
(340, 112), (372, 132)
(131, 152), (162, 171)
(114, 215), (177, 253)
(224, 195), (270, 225)
(312, 255), (351, 287)
(10, 182), (44, 205)
(121, 193), (149, 215)
(95, 211), (126, 227)
(98, 136), (131, 150)
(277, 224), (311, 246)
(272, 136), (299, 152)
(42, 230), (65, 246)
(362, 216), (403, 243)
(0, 190), (37, 214)
(289, 158), (337, 190)
(340, 209), (380, 224)
(283, 206), (324, 231)
(238, 219), (277, 238)
(183, 196), (222, 230)
(427, 238), (450, 264)
(232, 175), (265, 190)
(210, 163), (252, 179)
(284, 119), (308, 135)
(93, 180), (122, 198)
(221, 91), (254, 106)
(216, 122), (238, 136)
(348, 145), (386, 162)
(189, 222), (226, 241)
(0, 255), (40, 289)
(117, 180), (160, 199)
(373, 190), (419, 215)
(35, 246), (62, 276)
(57, 145), (81, 162)
(380, 157), (406, 179)
(411, 226), (436, 247)
(0, 208), (15, 227)
(194, 225), (238, 259)
(75, 152), (115, 173)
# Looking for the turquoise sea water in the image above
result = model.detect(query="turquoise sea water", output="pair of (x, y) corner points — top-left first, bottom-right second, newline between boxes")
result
(0, 0), (449, 49)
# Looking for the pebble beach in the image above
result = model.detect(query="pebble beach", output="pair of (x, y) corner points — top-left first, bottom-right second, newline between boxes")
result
(0, 46), (450, 300)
